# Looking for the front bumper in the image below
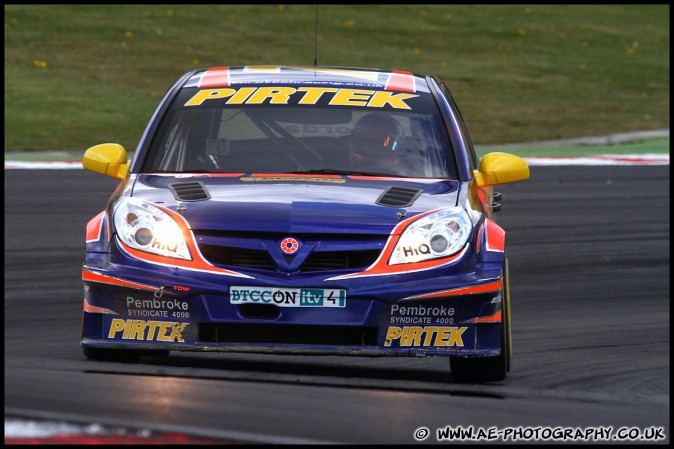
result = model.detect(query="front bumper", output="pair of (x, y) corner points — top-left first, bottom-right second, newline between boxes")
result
(81, 264), (505, 358)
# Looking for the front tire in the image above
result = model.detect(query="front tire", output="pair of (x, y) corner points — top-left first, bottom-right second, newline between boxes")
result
(450, 259), (511, 382)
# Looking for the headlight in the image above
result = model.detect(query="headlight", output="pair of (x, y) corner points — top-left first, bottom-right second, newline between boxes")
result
(390, 207), (471, 265)
(113, 197), (191, 260)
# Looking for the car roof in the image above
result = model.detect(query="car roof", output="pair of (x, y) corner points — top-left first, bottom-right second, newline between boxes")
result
(183, 65), (431, 93)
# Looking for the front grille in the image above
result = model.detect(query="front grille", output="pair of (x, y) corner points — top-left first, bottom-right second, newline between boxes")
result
(239, 304), (281, 320)
(197, 244), (381, 272)
(199, 323), (378, 346)
(301, 250), (380, 271)
(199, 245), (277, 270)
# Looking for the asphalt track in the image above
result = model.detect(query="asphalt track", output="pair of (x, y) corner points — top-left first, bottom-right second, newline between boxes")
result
(4, 166), (670, 444)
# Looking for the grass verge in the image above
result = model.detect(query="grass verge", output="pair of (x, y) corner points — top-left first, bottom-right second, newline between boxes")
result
(4, 5), (669, 152)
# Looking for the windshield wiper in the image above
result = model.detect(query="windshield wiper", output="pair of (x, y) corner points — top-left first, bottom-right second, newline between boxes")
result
(245, 114), (310, 171)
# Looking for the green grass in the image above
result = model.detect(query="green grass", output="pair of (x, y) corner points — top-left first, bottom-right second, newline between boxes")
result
(4, 5), (670, 153)
(475, 137), (669, 158)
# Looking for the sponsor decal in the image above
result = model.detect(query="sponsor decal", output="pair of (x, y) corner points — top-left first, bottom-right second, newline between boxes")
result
(185, 86), (418, 110)
(280, 237), (300, 255)
(107, 318), (189, 342)
(398, 243), (432, 258)
(124, 296), (191, 319)
(230, 286), (346, 307)
(384, 326), (467, 348)
(389, 304), (456, 325)
(240, 176), (346, 183)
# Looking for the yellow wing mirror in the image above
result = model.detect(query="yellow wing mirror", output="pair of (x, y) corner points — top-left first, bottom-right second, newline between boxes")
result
(474, 152), (529, 188)
(82, 143), (129, 179)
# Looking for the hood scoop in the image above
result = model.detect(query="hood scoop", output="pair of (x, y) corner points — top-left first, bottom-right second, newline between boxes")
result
(376, 186), (423, 208)
(169, 181), (211, 202)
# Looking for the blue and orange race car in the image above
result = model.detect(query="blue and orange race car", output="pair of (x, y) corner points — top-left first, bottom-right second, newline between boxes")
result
(81, 66), (529, 382)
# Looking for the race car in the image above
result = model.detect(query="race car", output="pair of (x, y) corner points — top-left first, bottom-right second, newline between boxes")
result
(81, 66), (529, 382)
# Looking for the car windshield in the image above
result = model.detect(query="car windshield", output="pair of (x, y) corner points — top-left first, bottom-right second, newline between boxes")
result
(141, 86), (457, 179)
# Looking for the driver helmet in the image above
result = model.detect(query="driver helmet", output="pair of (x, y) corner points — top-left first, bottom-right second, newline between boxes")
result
(350, 113), (404, 163)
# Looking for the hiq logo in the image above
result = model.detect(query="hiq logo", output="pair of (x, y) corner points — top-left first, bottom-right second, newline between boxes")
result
(151, 238), (179, 253)
(401, 244), (431, 258)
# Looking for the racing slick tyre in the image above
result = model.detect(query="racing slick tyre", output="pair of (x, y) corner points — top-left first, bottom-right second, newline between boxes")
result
(450, 258), (511, 382)
(83, 347), (169, 362)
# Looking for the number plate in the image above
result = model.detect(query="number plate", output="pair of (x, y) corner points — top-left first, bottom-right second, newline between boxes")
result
(229, 286), (346, 308)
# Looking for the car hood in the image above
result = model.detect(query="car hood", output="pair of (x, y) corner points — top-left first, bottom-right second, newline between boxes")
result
(131, 174), (460, 235)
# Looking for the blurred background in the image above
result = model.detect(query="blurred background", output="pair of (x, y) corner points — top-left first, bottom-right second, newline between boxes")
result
(4, 4), (669, 153)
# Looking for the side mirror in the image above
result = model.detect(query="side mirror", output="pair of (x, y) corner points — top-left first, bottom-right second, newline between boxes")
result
(474, 152), (529, 188)
(82, 143), (129, 179)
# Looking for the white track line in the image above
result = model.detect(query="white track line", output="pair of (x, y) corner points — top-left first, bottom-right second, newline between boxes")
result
(5, 161), (84, 169)
(524, 154), (669, 166)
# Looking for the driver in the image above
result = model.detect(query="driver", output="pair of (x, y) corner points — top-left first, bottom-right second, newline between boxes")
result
(349, 113), (404, 169)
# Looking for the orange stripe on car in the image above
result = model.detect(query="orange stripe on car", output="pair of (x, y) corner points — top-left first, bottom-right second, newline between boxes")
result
(82, 269), (157, 291)
(85, 211), (105, 243)
(118, 240), (252, 278)
(198, 67), (230, 88)
(117, 202), (254, 279)
(403, 278), (503, 300)
(384, 70), (416, 93)
(464, 310), (502, 323)
(347, 176), (445, 182)
(336, 245), (468, 279)
(328, 208), (470, 279)
(476, 187), (489, 210)
(485, 219), (505, 252)
(83, 298), (117, 315)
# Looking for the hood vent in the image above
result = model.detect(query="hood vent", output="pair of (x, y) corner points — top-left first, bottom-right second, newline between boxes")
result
(169, 181), (211, 202)
(376, 186), (423, 208)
